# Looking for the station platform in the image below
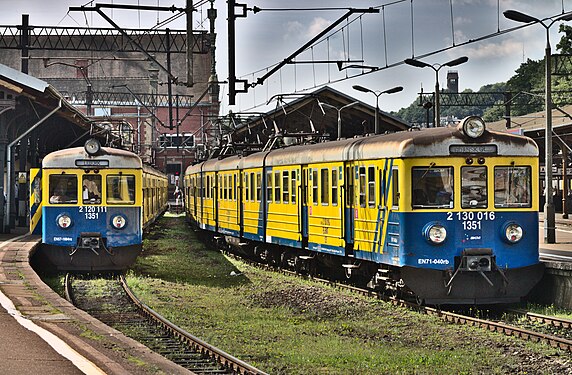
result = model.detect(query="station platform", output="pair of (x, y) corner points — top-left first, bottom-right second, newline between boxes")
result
(538, 212), (572, 255)
(0, 228), (190, 375)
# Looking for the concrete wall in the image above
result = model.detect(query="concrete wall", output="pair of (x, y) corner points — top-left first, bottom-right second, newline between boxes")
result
(528, 262), (572, 309)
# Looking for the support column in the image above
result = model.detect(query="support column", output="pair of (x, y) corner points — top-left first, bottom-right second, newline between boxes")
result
(563, 145), (569, 219)
(0, 127), (7, 233)
(18, 136), (28, 227)
(9, 142), (16, 229)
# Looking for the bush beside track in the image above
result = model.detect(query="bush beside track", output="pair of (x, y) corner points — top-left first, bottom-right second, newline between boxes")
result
(126, 215), (572, 375)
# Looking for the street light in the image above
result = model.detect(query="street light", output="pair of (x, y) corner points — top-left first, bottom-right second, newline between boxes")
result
(404, 56), (468, 127)
(318, 101), (359, 139)
(352, 85), (403, 134)
(504, 9), (572, 244)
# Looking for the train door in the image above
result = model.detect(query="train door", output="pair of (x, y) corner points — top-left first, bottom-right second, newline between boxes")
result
(291, 167), (301, 245)
(301, 165), (309, 248)
(238, 171), (244, 238)
(193, 176), (198, 219)
(305, 164), (344, 253)
(214, 172), (219, 232)
(198, 172), (204, 226)
(373, 160), (391, 254)
(344, 164), (355, 250)
(29, 168), (42, 235)
(353, 163), (379, 255)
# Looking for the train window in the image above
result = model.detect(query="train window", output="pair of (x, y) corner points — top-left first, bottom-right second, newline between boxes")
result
(291, 170), (296, 204)
(256, 173), (262, 202)
(462, 166), (487, 208)
(282, 170), (289, 203)
(32, 175), (41, 204)
(82, 175), (102, 204)
(234, 174), (237, 201)
(321, 168), (329, 205)
(223, 175), (228, 200)
(202, 176), (205, 198)
(332, 168), (338, 206)
(359, 167), (366, 207)
(250, 173), (255, 201)
(312, 169), (319, 205)
(368, 166), (376, 208)
(266, 171), (273, 202)
(245, 174), (250, 202)
(411, 166), (453, 209)
(49, 174), (78, 204)
(346, 166), (353, 206)
(379, 169), (386, 206)
(494, 166), (531, 208)
(223, 175), (227, 200)
(392, 168), (400, 208)
(274, 171), (281, 203)
(106, 175), (135, 204)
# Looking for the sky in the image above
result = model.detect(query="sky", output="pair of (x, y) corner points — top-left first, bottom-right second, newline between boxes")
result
(1, 0), (572, 115)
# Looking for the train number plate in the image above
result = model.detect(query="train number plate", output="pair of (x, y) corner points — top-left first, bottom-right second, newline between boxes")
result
(446, 211), (495, 231)
(78, 206), (107, 220)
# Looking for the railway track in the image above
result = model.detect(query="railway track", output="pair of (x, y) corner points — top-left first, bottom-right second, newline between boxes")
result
(65, 273), (267, 375)
(222, 250), (572, 354)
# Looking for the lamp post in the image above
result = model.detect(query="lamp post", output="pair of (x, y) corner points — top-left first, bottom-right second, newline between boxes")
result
(504, 10), (572, 244)
(352, 85), (403, 134)
(319, 101), (359, 139)
(404, 56), (468, 127)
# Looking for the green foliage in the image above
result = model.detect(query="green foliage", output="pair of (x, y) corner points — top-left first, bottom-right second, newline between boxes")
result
(395, 27), (572, 123)
(126, 216), (566, 374)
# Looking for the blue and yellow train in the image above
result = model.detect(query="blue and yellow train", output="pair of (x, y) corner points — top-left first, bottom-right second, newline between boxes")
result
(30, 139), (168, 271)
(184, 116), (544, 304)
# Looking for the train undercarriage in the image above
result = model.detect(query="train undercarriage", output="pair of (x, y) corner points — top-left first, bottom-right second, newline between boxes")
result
(192, 225), (544, 306)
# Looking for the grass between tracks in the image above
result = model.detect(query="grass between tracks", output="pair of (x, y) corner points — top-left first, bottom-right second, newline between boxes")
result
(127, 215), (571, 375)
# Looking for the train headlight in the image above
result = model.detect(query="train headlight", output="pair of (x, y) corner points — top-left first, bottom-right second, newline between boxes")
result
(503, 222), (523, 243)
(460, 116), (486, 139)
(84, 138), (101, 155)
(423, 223), (447, 244)
(111, 215), (127, 230)
(56, 214), (72, 229)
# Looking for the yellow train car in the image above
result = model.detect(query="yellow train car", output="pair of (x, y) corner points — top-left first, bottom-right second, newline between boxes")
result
(30, 139), (167, 271)
(185, 117), (544, 304)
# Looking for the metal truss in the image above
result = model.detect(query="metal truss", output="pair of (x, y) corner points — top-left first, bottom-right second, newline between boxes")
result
(417, 91), (572, 108)
(553, 54), (572, 76)
(69, 91), (194, 108)
(0, 25), (209, 54)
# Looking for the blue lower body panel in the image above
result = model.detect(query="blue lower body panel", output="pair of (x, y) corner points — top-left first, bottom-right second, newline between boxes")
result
(41, 206), (142, 271)
(40, 243), (141, 272)
(401, 263), (545, 304)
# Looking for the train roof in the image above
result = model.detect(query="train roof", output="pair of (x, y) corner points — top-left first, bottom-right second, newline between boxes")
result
(42, 146), (143, 169)
(186, 125), (538, 174)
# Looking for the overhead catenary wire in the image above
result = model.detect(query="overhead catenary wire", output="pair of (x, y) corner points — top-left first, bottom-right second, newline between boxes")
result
(235, 3), (569, 115)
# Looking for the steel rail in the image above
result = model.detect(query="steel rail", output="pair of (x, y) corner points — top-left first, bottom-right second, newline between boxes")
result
(506, 308), (572, 330)
(221, 250), (572, 353)
(119, 274), (268, 375)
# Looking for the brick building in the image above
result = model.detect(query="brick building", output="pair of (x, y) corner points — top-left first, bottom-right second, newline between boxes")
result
(0, 11), (220, 193)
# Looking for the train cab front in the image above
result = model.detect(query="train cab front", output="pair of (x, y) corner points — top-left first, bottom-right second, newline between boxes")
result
(401, 212), (545, 305)
(38, 139), (143, 272)
(41, 207), (142, 272)
(400, 116), (545, 305)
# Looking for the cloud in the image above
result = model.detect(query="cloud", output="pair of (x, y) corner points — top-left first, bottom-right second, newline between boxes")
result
(283, 17), (334, 41)
(284, 21), (304, 41)
(307, 17), (332, 38)
(460, 39), (527, 60)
